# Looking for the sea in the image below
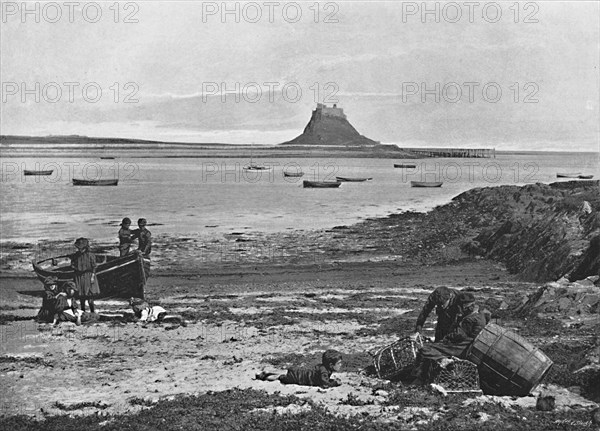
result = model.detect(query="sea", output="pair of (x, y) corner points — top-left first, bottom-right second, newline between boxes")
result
(0, 152), (598, 244)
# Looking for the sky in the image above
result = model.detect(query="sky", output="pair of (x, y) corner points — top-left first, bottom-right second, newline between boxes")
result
(1, 1), (599, 151)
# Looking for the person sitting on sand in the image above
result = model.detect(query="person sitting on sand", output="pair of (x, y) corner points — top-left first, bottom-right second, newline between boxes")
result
(118, 217), (134, 257)
(411, 292), (490, 384)
(255, 349), (343, 388)
(129, 297), (167, 323)
(53, 282), (83, 326)
(36, 276), (59, 323)
(413, 286), (462, 342)
(131, 218), (152, 258)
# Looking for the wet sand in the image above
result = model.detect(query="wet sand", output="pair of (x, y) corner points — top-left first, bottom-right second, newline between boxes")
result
(0, 260), (517, 415)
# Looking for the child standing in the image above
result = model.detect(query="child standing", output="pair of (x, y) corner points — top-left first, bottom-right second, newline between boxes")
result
(71, 237), (99, 313)
(256, 349), (343, 388)
(118, 217), (133, 257)
(131, 218), (152, 257)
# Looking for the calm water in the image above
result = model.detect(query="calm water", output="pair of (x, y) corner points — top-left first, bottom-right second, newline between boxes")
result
(1, 153), (598, 243)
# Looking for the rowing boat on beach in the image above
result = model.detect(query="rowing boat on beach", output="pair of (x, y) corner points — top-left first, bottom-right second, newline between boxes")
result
(556, 173), (581, 178)
(73, 178), (119, 186)
(411, 181), (443, 188)
(578, 175), (594, 179)
(303, 180), (341, 188)
(394, 164), (416, 169)
(33, 251), (149, 299)
(24, 170), (53, 176)
(335, 176), (373, 182)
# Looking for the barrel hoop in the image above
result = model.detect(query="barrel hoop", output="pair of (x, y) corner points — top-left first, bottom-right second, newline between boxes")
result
(468, 323), (501, 362)
(485, 324), (506, 364)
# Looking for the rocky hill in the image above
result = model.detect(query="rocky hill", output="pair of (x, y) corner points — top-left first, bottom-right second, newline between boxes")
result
(280, 104), (415, 157)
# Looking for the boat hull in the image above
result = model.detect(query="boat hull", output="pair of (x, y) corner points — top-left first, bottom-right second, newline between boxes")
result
(578, 175), (594, 179)
(24, 170), (53, 176)
(556, 173), (581, 178)
(283, 172), (304, 177)
(335, 177), (372, 182)
(33, 251), (149, 299)
(303, 180), (341, 188)
(73, 178), (119, 186)
(410, 181), (443, 188)
(394, 164), (416, 168)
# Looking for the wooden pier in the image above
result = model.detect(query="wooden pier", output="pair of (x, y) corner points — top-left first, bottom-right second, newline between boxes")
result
(401, 148), (495, 158)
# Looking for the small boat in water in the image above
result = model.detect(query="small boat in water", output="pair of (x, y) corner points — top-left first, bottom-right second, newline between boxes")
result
(33, 251), (149, 299)
(244, 165), (272, 172)
(556, 173), (581, 178)
(394, 164), (416, 168)
(335, 176), (373, 182)
(411, 181), (443, 188)
(303, 180), (341, 188)
(73, 178), (119, 186)
(243, 145), (271, 172)
(100, 156), (115, 160)
(24, 170), (53, 176)
(283, 171), (304, 177)
(578, 175), (594, 179)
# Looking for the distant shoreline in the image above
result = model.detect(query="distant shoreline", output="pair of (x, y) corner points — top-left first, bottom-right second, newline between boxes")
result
(1, 135), (595, 157)
(1, 150), (595, 159)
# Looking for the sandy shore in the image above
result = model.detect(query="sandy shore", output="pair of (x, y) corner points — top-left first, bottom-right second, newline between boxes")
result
(1, 182), (599, 430)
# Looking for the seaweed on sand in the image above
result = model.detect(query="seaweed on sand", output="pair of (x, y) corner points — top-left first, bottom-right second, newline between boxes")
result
(1, 388), (594, 431)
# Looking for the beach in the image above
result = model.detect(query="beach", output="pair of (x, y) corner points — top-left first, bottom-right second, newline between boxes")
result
(1, 180), (598, 430)
(3, 1), (599, 427)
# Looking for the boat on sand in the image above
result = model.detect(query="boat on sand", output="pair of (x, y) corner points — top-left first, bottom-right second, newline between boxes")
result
(33, 251), (149, 299)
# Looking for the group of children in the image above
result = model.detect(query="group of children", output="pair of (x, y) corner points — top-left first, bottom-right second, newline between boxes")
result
(36, 236), (99, 323)
(118, 217), (152, 257)
(36, 216), (151, 325)
(37, 276), (87, 325)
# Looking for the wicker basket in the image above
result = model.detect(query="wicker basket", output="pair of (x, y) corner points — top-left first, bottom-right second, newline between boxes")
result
(428, 356), (482, 393)
(370, 336), (424, 380)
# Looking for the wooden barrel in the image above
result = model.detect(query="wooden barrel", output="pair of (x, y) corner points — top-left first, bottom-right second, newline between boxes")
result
(466, 323), (553, 396)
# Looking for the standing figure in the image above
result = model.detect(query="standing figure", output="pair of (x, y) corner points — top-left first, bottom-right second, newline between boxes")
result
(413, 286), (462, 342)
(132, 218), (152, 257)
(118, 217), (133, 257)
(71, 237), (99, 313)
